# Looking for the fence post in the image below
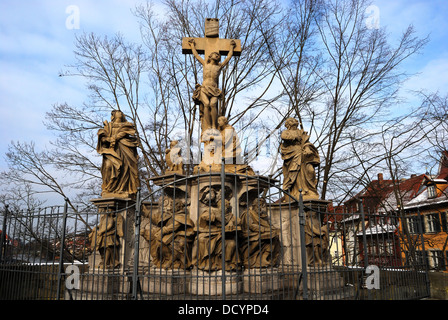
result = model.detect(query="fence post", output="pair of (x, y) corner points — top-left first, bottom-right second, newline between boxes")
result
(221, 157), (227, 299)
(0, 205), (8, 262)
(56, 198), (69, 300)
(416, 208), (431, 296)
(298, 190), (308, 300)
(359, 200), (371, 299)
(132, 188), (142, 300)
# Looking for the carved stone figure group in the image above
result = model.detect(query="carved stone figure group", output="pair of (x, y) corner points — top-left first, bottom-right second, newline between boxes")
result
(138, 191), (280, 272)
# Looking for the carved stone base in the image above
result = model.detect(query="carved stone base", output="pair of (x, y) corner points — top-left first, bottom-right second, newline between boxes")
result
(305, 268), (347, 300)
(189, 269), (240, 295)
(279, 265), (302, 291)
(243, 268), (280, 293)
(141, 268), (190, 295)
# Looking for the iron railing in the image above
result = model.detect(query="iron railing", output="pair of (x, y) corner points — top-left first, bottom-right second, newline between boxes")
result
(0, 172), (431, 300)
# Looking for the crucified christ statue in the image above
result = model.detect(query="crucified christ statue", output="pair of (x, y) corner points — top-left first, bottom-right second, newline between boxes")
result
(189, 38), (236, 131)
(182, 18), (241, 134)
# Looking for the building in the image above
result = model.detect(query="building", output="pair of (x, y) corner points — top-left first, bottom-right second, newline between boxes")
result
(339, 151), (448, 271)
(401, 151), (448, 271)
(340, 174), (411, 268)
(338, 153), (447, 268)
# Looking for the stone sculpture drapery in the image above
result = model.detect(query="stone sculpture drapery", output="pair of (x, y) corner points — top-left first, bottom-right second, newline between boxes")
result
(97, 110), (140, 199)
(281, 118), (320, 201)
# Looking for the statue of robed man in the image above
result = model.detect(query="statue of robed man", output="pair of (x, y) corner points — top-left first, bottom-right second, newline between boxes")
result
(281, 118), (320, 201)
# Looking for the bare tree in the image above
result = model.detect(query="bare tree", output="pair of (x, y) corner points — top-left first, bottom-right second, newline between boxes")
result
(414, 91), (448, 170)
(309, 0), (427, 201)
(0, 0), (430, 210)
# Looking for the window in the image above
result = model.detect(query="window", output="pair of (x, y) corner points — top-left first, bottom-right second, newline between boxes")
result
(427, 185), (437, 199)
(415, 250), (428, 267)
(446, 251), (448, 268)
(385, 240), (394, 255)
(407, 216), (423, 234)
(441, 212), (448, 232)
(404, 250), (428, 268)
(429, 250), (446, 270)
(426, 213), (441, 233)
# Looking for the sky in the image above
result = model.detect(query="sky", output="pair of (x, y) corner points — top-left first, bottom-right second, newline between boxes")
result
(0, 0), (447, 183)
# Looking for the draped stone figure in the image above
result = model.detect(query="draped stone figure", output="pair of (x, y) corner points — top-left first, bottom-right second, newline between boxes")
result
(280, 118), (320, 201)
(218, 116), (242, 165)
(139, 206), (152, 266)
(88, 210), (124, 269)
(305, 211), (329, 267)
(192, 189), (240, 271)
(146, 197), (195, 269)
(97, 110), (140, 199)
(239, 198), (281, 269)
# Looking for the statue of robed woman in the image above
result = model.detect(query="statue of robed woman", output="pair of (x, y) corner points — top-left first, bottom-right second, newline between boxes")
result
(97, 110), (140, 199)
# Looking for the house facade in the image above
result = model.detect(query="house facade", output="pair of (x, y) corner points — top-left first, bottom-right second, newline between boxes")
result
(401, 152), (448, 272)
(336, 151), (448, 270)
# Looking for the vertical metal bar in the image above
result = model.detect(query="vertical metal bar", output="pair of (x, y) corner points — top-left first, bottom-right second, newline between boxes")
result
(234, 167), (239, 300)
(298, 190), (308, 300)
(0, 205), (8, 262)
(133, 188), (142, 300)
(359, 201), (369, 268)
(56, 198), (69, 300)
(220, 157), (226, 299)
(416, 208), (430, 297)
(359, 199), (370, 299)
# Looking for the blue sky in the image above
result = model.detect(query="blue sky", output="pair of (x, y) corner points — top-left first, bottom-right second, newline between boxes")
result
(0, 0), (447, 175)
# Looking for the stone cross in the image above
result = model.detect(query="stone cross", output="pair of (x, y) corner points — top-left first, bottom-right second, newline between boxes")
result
(182, 18), (241, 60)
(182, 18), (242, 135)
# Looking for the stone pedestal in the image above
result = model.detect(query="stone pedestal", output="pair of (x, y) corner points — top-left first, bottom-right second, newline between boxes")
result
(270, 199), (330, 269)
(270, 202), (301, 268)
(189, 269), (240, 295)
(304, 268), (348, 300)
(142, 268), (190, 295)
(243, 268), (280, 293)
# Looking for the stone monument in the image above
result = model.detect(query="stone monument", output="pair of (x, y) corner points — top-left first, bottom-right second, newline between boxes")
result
(73, 18), (340, 300)
(182, 18), (251, 175)
(182, 18), (241, 134)
(279, 117), (345, 298)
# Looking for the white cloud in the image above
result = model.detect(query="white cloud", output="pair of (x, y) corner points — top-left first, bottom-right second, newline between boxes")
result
(403, 55), (448, 94)
(0, 0), (147, 172)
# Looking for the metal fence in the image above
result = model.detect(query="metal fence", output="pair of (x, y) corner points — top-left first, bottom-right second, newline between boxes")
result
(0, 172), (431, 300)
